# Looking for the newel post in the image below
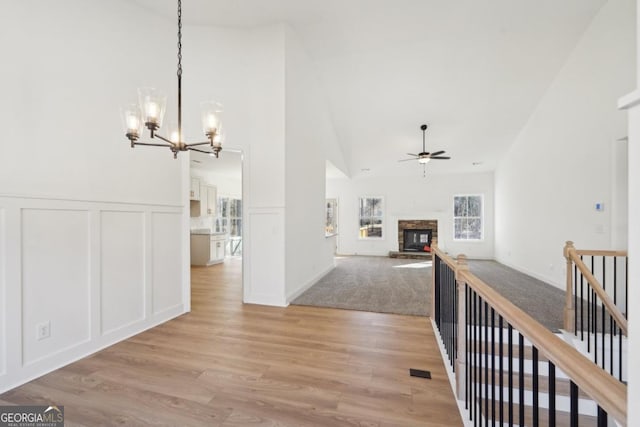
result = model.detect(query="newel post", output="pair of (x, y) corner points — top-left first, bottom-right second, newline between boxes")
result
(455, 254), (469, 401)
(563, 241), (575, 333)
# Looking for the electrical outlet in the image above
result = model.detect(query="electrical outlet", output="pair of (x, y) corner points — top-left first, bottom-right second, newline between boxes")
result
(36, 321), (51, 341)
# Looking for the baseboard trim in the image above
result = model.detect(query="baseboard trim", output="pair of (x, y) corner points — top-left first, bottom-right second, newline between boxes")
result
(0, 304), (186, 394)
(286, 261), (336, 303)
(494, 256), (561, 289)
(430, 317), (473, 427)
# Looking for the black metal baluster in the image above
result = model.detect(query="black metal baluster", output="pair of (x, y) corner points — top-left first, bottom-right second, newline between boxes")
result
(466, 285), (470, 412)
(593, 288), (597, 366)
(435, 257), (440, 328)
(453, 269), (457, 371)
(484, 301), (489, 427)
(570, 381), (578, 427)
(499, 316), (504, 427)
(491, 308), (495, 427)
(518, 333), (524, 427)
(587, 281), (591, 353)
(618, 324), (623, 381)
(573, 263), (578, 337)
(613, 257), (616, 325)
(609, 314), (614, 376)
(580, 264), (584, 340)
(625, 257), (628, 318)
(445, 266), (449, 363)
(549, 362), (556, 427)
(532, 346), (539, 427)
(597, 406), (608, 427)
(508, 324), (513, 427)
(474, 291), (479, 426)
(602, 257), (606, 369)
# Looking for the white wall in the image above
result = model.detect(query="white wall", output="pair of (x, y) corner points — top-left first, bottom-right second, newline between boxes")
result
(0, 0), (189, 392)
(283, 27), (343, 300)
(494, 0), (635, 289)
(183, 24), (288, 306)
(327, 172), (495, 259)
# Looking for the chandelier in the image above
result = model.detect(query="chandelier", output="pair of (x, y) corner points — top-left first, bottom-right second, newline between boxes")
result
(120, 0), (223, 159)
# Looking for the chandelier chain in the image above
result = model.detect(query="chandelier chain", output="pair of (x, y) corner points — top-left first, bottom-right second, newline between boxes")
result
(177, 0), (183, 78)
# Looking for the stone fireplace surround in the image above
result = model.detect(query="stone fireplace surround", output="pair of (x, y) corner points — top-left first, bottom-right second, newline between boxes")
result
(390, 219), (438, 259)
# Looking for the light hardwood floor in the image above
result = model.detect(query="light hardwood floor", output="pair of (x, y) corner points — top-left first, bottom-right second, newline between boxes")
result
(1, 258), (462, 426)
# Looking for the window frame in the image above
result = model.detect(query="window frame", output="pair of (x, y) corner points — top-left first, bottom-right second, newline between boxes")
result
(358, 196), (385, 240)
(325, 198), (338, 237)
(453, 194), (484, 242)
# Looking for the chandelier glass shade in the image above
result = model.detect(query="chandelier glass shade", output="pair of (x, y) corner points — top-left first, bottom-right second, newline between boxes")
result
(121, 0), (224, 159)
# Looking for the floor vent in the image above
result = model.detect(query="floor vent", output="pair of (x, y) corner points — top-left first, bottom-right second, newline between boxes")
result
(409, 368), (431, 379)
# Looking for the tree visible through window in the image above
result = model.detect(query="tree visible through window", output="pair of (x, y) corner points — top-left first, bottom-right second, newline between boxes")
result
(359, 197), (383, 238)
(215, 197), (242, 255)
(326, 199), (338, 235)
(454, 195), (483, 240)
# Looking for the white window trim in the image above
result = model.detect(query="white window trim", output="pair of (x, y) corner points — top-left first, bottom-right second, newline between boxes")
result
(358, 196), (385, 240)
(453, 194), (484, 242)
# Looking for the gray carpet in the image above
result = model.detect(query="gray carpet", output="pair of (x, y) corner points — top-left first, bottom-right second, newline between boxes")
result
(468, 260), (564, 332)
(291, 256), (566, 330)
(292, 256), (431, 316)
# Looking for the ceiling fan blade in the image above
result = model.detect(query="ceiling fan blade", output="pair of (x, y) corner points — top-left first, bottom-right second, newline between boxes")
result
(398, 158), (417, 162)
(430, 150), (445, 157)
(430, 156), (451, 160)
(406, 153), (419, 157)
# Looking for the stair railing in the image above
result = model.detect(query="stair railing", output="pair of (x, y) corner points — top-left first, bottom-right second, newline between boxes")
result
(563, 241), (627, 381)
(432, 244), (627, 426)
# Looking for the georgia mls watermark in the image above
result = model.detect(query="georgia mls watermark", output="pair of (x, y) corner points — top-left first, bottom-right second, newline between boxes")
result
(0, 406), (64, 427)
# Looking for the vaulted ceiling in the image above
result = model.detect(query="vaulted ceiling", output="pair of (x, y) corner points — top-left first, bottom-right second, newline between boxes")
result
(132, 0), (607, 177)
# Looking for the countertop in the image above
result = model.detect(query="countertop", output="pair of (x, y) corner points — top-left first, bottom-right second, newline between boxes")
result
(191, 229), (226, 236)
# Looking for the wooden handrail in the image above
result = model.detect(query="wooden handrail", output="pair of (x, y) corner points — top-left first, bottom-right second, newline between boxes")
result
(575, 249), (628, 257)
(564, 242), (628, 336)
(432, 246), (627, 425)
(459, 269), (626, 424)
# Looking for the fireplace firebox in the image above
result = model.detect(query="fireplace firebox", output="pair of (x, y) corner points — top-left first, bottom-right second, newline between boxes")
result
(402, 229), (432, 252)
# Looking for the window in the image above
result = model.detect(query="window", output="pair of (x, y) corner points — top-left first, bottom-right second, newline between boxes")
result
(215, 197), (242, 255)
(325, 199), (338, 235)
(359, 197), (383, 239)
(454, 195), (483, 240)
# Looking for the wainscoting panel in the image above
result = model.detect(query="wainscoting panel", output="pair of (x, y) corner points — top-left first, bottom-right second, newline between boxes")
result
(151, 212), (183, 314)
(0, 208), (6, 376)
(245, 208), (285, 306)
(21, 209), (91, 365)
(0, 195), (187, 393)
(100, 211), (145, 335)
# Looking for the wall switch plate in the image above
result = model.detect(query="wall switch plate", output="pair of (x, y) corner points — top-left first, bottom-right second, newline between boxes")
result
(36, 321), (51, 341)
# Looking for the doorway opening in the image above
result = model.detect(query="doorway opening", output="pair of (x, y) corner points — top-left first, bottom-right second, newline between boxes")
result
(189, 149), (243, 289)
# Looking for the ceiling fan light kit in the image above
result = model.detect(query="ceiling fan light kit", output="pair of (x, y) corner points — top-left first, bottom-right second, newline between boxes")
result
(121, 0), (225, 159)
(399, 124), (451, 176)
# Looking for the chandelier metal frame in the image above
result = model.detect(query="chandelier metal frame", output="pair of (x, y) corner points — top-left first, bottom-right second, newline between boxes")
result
(122, 0), (223, 159)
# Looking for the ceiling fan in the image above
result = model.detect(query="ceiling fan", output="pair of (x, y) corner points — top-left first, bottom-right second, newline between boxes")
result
(399, 124), (451, 165)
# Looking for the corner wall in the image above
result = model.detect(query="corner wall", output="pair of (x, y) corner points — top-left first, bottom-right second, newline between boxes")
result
(283, 27), (343, 300)
(183, 23), (288, 306)
(494, 0), (635, 288)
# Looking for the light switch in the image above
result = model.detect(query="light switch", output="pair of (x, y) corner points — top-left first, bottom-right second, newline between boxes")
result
(595, 202), (604, 212)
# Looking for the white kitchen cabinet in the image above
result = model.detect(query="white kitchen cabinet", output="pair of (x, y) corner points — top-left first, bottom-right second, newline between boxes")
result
(190, 177), (200, 201)
(199, 184), (217, 217)
(190, 232), (226, 266)
(210, 235), (225, 262)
